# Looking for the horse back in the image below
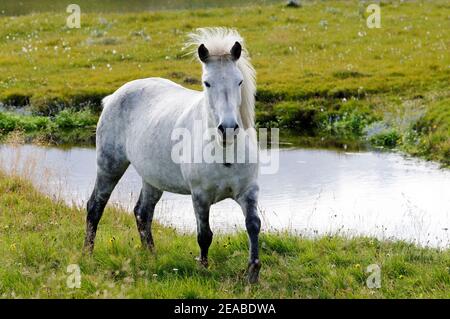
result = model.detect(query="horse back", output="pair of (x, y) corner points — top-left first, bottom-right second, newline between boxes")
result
(96, 77), (200, 193)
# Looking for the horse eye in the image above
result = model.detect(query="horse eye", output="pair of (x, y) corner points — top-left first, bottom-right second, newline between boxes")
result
(238, 80), (243, 86)
(204, 81), (211, 87)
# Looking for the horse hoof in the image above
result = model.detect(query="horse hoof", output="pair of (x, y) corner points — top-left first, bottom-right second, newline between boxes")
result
(247, 259), (261, 284)
(142, 244), (156, 255)
(196, 256), (209, 268)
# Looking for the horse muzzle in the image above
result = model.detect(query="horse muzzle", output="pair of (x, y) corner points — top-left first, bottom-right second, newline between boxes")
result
(217, 122), (240, 145)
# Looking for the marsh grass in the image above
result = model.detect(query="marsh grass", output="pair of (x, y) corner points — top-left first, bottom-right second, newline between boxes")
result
(0, 109), (98, 145)
(0, 172), (449, 298)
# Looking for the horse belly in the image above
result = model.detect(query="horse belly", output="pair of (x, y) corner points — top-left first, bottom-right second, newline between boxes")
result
(130, 144), (191, 194)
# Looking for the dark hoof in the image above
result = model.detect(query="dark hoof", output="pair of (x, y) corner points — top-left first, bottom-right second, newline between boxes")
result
(247, 259), (261, 284)
(144, 241), (154, 249)
(141, 242), (156, 255)
(196, 256), (209, 268)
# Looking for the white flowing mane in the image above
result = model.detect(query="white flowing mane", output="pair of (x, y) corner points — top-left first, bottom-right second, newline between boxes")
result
(185, 27), (257, 129)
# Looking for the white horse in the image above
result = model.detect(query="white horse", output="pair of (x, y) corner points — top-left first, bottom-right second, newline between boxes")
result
(84, 28), (261, 283)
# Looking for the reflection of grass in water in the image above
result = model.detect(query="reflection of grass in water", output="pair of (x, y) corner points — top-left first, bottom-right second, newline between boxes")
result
(1, 172), (450, 298)
(1, 133), (39, 178)
(0, 137), (66, 200)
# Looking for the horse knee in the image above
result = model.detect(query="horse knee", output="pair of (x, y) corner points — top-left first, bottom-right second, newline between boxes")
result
(238, 186), (260, 237)
(244, 213), (260, 263)
(84, 194), (109, 251)
(133, 196), (143, 219)
(245, 214), (261, 235)
(134, 186), (161, 223)
(197, 228), (213, 249)
(86, 188), (112, 232)
(87, 197), (104, 223)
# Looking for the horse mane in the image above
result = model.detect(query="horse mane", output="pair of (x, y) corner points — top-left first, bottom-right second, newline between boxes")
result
(185, 27), (256, 129)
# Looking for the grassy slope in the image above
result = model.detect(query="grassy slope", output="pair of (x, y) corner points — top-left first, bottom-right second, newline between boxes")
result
(1, 173), (449, 298)
(0, 1), (448, 104)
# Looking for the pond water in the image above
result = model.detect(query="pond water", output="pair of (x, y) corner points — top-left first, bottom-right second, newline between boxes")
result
(1, 143), (449, 249)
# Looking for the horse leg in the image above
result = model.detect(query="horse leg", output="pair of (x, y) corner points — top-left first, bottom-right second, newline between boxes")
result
(237, 185), (261, 284)
(192, 192), (213, 268)
(133, 182), (163, 250)
(84, 167), (128, 253)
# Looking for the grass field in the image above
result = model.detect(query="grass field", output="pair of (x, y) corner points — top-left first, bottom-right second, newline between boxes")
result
(0, 0), (280, 16)
(1, 1), (448, 105)
(0, 172), (449, 298)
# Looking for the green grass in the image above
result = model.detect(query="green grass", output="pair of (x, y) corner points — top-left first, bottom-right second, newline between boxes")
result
(407, 96), (450, 165)
(0, 109), (97, 145)
(1, 172), (449, 298)
(0, 1), (449, 163)
(1, 1), (448, 106)
(0, 0), (280, 16)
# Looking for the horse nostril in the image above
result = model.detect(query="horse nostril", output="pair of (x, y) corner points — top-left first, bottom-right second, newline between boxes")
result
(218, 124), (225, 136)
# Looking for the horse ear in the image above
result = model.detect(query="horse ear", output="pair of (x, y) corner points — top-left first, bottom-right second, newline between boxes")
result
(230, 41), (241, 61)
(198, 44), (209, 63)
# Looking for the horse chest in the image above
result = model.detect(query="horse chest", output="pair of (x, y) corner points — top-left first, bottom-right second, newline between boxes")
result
(187, 162), (256, 200)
